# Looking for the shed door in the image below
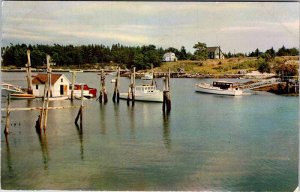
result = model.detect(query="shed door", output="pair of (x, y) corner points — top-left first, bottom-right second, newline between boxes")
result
(60, 85), (64, 95)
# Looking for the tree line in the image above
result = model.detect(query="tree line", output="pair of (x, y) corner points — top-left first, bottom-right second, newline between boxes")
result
(1, 43), (298, 70)
(224, 46), (299, 58)
(1, 43), (191, 70)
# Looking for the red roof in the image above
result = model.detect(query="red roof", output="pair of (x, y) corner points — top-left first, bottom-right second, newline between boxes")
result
(32, 74), (63, 85)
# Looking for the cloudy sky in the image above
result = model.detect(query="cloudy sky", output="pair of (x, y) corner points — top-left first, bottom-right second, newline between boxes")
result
(2, 1), (299, 53)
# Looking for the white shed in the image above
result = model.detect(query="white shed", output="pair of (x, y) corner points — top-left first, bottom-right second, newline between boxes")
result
(32, 74), (70, 97)
(163, 52), (178, 62)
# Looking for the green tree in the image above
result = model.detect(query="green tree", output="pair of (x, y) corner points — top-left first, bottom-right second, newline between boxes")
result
(257, 58), (271, 73)
(193, 42), (207, 60)
(178, 46), (188, 60)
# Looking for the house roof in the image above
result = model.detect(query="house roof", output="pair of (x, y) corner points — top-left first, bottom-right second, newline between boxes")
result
(163, 52), (175, 57)
(32, 74), (63, 85)
(207, 47), (220, 52)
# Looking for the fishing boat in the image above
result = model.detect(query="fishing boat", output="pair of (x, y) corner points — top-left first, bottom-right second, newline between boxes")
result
(70, 84), (97, 98)
(10, 93), (35, 100)
(195, 81), (243, 96)
(119, 84), (163, 102)
(1, 82), (25, 96)
(141, 73), (153, 80)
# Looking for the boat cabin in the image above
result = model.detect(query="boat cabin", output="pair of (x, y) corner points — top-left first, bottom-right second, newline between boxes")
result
(136, 85), (156, 93)
(213, 81), (235, 90)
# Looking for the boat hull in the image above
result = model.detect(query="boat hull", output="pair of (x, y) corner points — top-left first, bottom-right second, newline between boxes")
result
(119, 92), (163, 102)
(10, 93), (35, 100)
(195, 84), (243, 96)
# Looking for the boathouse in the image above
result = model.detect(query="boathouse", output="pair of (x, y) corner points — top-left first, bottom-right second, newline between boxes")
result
(32, 74), (70, 97)
(163, 52), (178, 62)
(207, 46), (225, 59)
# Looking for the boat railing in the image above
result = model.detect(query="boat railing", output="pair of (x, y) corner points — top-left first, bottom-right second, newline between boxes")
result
(1, 82), (24, 93)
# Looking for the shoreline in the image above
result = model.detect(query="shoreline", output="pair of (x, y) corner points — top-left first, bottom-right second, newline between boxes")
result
(1, 69), (276, 79)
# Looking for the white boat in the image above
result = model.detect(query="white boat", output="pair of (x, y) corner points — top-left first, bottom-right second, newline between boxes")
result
(1, 82), (25, 96)
(141, 73), (153, 80)
(120, 84), (163, 102)
(111, 78), (116, 83)
(46, 96), (69, 101)
(195, 81), (243, 96)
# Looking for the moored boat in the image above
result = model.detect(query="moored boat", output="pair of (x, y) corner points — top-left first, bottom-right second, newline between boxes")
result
(69, 84), (97, 98)
(141, 73), (153, 80)
(119, 84), (163, 102)
(10, 93), (35, 100)
(195, 81), (243, 96)
(1, 82), (25, 96)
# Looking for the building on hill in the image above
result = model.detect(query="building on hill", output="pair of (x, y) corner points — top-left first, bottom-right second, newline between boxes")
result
(32, 73), (70, 97)
(163, 52), (178, 62)
(207, 46), (225, 59)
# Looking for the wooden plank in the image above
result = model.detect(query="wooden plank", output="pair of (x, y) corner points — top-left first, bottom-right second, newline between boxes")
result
(1, 105), (81, 111)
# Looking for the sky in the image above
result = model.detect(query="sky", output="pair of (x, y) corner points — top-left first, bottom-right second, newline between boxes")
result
(1, 1), (299, 54)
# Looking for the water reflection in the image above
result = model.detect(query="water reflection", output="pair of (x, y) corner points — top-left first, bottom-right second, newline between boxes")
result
(37, 133), (49, 170)
(127, 105), (135, 140)
(99, 104), (106, 135)
(113, 103), (120, 135)
(76, 124), (84, 160)
(4, 134), (14, 174)
(162, 111), (171, 150)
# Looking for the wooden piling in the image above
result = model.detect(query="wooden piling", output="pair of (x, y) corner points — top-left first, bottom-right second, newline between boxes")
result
(75, 85), (84, 127)
(162, 68), (171, 112)
(99, 69), (108, 104)
(71, 71), (76, 101)
(43, 67), (51, 130)
(26, 50), (33, 94)
(117, 67), (120, 103)
(4, 94), (11, 135)
(113, 67), (121, 103)
(131, 67), (136, 105)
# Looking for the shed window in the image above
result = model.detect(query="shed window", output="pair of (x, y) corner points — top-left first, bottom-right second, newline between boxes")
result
(61, 78), (63, 82)
(36, 85), (38, 89)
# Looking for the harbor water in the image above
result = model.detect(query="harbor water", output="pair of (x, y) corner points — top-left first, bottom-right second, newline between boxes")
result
(1, 72), (298, 191)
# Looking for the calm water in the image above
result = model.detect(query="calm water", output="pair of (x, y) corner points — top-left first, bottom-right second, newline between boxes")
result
(1, 72), (298, 191)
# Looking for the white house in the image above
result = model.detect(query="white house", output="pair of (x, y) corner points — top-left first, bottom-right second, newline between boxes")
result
(163, 52), (177, 62)
(32, 74), (70, 97)
(207, 46), (225, 59)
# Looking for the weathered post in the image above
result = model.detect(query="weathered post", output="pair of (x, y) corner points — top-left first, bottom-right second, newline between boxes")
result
(43, 55), (52, 131)
(71, 71), (76, 101)
(99, 69), (108, 104)
(117, 67), (120, 103)
(39, 80), (48, 132)
(131, 67), (136, 105)
(26, 50), (33, 94)
(75, 85), (84, 127)
(127, 69), (133, 105)
(162, 68), (171, 112)
(46, 55), (52, 97)
(4, 94), (11, 135)
(112, 67), (118, 103)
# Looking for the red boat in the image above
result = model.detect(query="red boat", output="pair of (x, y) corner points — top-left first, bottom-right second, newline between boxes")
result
(72, 84), (97, 98)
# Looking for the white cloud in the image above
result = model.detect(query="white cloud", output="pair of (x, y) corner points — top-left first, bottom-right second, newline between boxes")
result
(1, 1), (299, 53)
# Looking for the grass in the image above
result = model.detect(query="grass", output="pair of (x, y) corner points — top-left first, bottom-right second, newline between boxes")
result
(153, 56), (299, 75)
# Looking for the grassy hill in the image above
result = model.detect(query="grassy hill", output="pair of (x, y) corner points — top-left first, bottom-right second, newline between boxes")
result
(153, 56), (299, 75)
